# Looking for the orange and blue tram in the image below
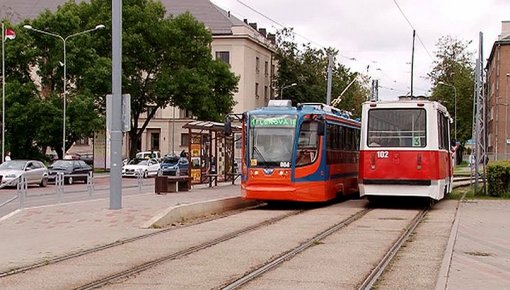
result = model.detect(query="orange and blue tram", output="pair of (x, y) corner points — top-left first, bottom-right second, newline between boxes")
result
(228, 100), (361, 202)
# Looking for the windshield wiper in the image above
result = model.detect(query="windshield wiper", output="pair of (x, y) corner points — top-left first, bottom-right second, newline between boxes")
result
(253, 145), (266, 162)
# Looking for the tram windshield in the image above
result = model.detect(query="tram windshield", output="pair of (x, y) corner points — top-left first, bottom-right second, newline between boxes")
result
(248, 115), (296, 167)
(367, 108), (426, 147)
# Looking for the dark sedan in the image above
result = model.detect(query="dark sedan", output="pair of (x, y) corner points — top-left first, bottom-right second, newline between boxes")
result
(48, 159), (93, 184)
(158, 156), (189, 176)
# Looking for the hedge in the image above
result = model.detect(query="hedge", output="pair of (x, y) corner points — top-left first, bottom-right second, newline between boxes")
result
(487, 161), (510, 196)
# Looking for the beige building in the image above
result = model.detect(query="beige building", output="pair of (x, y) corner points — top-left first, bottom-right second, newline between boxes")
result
(487, 20), (510, 160)
(131, 0), (277, 157)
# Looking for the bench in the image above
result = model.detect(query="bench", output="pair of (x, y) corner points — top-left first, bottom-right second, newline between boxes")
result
(155, 176), (191, 194)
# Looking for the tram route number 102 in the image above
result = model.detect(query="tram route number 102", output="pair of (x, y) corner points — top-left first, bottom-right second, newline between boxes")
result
(377, 151), (389, 159)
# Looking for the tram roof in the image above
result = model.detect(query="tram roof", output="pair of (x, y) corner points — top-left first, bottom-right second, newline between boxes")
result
(249, 101), (360, 125)
(362, 99), (451, 119)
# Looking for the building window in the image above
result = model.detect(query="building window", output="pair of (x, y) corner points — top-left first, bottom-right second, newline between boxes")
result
(271, 64), (275, 77)
(264, 61), (269, 76)
(215, 51), (230, 65)
(179, 109), (192, 118)
(256, 57), (260, 73)
(255, 83), (259, 99)
(264, 86), (268, 101)
(151, 132), (160, 151)
(181, 133), (189, 147)
(75, 138), (89, 145)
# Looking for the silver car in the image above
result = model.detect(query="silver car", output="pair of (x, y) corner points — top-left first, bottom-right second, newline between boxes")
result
(0, 160), (49, 187)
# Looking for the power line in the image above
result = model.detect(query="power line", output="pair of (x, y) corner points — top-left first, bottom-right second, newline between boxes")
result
(392, 0), (433, 60)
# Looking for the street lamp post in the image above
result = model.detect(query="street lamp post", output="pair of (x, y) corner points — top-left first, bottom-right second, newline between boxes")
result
(280, 83), (297, 100)
(506, 73), (509, 159)
(24, 24), (105, 157)
(438, 81), (457, 140)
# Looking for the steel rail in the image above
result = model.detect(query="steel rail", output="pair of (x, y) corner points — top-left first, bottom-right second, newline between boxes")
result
(0, 203), (268, 278)
(358, 208), (428, 290)
(221, 208), (372, 290)
(74, 209), (306, 290)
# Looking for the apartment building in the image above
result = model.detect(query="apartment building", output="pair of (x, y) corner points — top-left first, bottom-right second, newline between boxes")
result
(487, 20), (510, 160)
(134, 0), (277, 156)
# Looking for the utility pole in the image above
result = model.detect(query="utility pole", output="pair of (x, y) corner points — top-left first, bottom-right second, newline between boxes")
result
(326, 54), (333, 105)
(410, 29), (415, 98)
(110, 0), (123, 209)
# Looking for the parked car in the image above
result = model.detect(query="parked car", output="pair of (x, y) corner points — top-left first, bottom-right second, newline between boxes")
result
(135, 151), (161, 161)
(122, 158), (160, 178)
(158, 156), (189, 176)
(0, 160), (48, 187)
(47, 159), (93, 185)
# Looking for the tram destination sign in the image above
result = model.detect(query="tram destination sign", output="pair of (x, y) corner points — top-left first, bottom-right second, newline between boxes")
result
(250, 116), (297, 127)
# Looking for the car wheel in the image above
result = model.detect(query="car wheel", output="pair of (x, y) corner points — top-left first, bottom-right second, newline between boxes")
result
(39, 177), (48, 187)
(67, 176), (73, 185)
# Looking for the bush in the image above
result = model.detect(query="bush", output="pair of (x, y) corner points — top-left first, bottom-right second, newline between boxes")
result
(487, 161), (510, 196)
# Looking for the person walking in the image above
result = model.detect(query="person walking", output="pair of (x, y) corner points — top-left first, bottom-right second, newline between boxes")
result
(5, 151), (11, 161)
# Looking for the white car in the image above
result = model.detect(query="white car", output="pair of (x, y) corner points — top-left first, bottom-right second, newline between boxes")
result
(0, 160), (48, 187)
(122, 158), (160, 178)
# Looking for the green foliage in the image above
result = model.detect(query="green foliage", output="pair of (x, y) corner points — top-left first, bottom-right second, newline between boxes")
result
(429, 36), (474, 144)
(3, 0), (238, 159)
(487, 161), (510, 196)
(273, 28), (369, 118)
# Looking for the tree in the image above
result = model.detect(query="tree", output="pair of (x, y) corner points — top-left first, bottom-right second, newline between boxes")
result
(428, 36), (475, 144)
(87, 0), (238, 158)
(273, 28), (369, 118)
(4, 0), (238, 160)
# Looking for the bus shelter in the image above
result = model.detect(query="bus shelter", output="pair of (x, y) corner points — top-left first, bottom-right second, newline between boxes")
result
(183, 120), (241, 185)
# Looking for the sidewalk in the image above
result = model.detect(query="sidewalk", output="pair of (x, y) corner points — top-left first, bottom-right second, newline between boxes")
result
(438, 200), (510, 289)
(0, 181), (244, 272)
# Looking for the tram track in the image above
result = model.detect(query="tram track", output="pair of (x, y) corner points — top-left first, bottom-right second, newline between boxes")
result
(358, 207), (429, 290)
(219, 208), (372, 290)
(0, 203), (265, 278)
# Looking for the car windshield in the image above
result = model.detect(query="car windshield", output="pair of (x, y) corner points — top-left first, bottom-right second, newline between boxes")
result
(0, 160), (26, 170)
(162, 156), (179, 165)
(128, 159), (149, 166)
(50, 160), (73, 169)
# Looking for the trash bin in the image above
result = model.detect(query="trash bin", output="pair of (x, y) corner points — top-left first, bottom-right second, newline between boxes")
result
(155, 176), (168, 194)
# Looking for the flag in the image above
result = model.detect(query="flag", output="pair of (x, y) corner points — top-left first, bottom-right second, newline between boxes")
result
(5, 28), (15, 40)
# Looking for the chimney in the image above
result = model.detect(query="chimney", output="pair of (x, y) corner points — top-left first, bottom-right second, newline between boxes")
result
(500, 20), (510, 39)
(258, 28), (267, 37)
(249, 22), (257, 30)
(243, 19), (248, 24)
(267, 33), (276, 44)
(227, 11), (230, 17)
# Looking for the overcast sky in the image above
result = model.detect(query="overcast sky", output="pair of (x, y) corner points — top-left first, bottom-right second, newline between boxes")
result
(211, 0), (510, 100)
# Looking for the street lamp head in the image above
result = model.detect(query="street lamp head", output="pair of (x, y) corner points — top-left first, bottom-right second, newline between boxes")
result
(438, 81), (445, 85)
(95, 24), (106, 30)
(23, 25), (33, 30)
(290, 83), (297, 86)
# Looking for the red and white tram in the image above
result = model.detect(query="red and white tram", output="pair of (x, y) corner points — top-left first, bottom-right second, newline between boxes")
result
(359, 99), (454, 201)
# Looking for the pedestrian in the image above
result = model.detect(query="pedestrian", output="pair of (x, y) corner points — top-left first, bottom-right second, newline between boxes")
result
(5, 151), (11, 161)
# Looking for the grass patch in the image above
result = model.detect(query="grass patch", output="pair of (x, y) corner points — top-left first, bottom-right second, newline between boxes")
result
(448, 186), (510, 200)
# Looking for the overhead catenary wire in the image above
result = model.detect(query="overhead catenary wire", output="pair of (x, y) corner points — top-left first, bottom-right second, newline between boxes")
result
(229, 0), (421, 94)
(392, 0), (434, 61)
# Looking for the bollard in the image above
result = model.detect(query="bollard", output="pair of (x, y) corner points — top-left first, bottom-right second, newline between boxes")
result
(17, 175), (27, 208)
(137, 169), (144, 193)
(87, 171), (94, 196)
(55, 172), (64, 202)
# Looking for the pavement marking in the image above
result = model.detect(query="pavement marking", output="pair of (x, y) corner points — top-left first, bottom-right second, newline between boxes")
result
(0, 208), (22, 223)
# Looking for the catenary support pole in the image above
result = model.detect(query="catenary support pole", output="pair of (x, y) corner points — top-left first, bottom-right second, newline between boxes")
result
(110, 0), (123, 209)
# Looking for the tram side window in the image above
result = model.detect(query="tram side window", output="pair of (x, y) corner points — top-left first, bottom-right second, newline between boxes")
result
(296, 121), (319, 166)
(438, 112), (449, 150)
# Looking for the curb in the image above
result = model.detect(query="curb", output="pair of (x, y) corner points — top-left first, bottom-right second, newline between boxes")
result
(141, 197), (259, 229)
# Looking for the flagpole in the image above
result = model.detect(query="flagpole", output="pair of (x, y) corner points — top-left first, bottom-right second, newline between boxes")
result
(2, 22), (5, 163)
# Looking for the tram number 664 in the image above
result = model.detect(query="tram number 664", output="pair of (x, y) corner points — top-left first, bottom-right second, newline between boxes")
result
(377, 151), (389, 159)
